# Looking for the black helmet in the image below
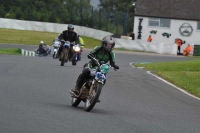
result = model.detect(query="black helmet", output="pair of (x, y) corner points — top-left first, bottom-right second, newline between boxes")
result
(68, 24), (74, 32)
(102, 35), (115, 52)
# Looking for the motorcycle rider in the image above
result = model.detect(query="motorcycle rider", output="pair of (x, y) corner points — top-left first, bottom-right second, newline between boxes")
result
(38, 41), (45, 54)
(70, 35), (119, 97)
(57, 24), (79, 61)
(78, 35), (84, 61)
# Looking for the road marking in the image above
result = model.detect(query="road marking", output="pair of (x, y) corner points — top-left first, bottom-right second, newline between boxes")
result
(129, 62), (200, 101)
(129, 62), (144, 69)
(129, 62), (135, 68)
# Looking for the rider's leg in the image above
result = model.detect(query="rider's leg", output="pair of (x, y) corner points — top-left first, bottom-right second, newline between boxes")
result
(70, 68), (90, 94)
(57, 45), (63, 58)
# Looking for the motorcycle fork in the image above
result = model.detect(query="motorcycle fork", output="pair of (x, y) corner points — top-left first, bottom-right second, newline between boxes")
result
(89, 80), (96, 95)
(62, 48), (69, 60)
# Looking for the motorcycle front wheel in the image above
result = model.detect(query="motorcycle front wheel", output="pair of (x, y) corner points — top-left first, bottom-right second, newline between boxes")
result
(72, 53), (77, 66)
(84, 83), (103, 112)
(53, 52), (56, 59)
(61, 52), (65, 66)
(61, 49), (67, 66)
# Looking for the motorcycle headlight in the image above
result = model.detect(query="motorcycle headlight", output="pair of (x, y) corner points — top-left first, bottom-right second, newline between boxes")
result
(73, 46), (81, 52)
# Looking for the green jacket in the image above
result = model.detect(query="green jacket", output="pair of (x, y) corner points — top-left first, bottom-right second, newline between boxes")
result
(90, 46), (115, 65)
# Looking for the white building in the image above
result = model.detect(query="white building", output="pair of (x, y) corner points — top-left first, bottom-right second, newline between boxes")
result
(134, 0), (200, 54)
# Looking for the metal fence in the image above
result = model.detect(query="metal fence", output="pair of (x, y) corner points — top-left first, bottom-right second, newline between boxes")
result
(1, 1), (129, 35)
(65, 4), (129, 35)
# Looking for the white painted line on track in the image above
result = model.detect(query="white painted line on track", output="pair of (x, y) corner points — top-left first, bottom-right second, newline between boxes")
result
(129, 62), (136, 68)
(130, 62), (200, 101)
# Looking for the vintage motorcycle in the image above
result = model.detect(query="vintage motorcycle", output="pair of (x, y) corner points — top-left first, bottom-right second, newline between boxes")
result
(60, 41), (70, 66)
(35, 44), (51, 56)
(52, 40), (61, 59)
(70, 55), (118, 112)
(71, 44), (81, 66)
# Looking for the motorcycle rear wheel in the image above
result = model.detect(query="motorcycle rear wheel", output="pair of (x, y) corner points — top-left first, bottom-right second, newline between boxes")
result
(84, 83), (103, 112)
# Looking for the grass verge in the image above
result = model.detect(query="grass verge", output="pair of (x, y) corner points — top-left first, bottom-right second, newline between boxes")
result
(0, 28), (101, 49)
(0, 48), (21, 55)
(134, 59), (200, 98)
(0, 28), (156, 52)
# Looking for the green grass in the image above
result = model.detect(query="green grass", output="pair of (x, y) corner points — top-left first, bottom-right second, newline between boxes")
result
(0, 48), (21, 55)
(0, 28), (101, 48)
(134, 59), (200, 98)
(0, 28), (151, 51)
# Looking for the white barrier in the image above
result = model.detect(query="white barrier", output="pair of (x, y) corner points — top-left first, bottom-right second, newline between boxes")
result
(21, 49), (35, 57)
(0, 18), (178, 55)
(114, 39), (178, 55)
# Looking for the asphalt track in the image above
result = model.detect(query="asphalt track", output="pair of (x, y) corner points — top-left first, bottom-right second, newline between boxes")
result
(0, 44), (200, 133)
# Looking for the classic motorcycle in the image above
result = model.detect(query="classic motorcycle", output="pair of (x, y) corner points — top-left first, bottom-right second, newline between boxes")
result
(60, 41), (70, 66)
(70, 55), (118, 112)
(71, 44), (81, 66)
(35, 44), (51, 56)
(52, 40), (61, 59)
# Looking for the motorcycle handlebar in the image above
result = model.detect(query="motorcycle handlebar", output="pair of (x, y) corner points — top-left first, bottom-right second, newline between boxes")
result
(88, 55), (119, 71)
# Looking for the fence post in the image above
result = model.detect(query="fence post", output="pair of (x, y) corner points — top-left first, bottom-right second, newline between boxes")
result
(127, 13), (129, 36)
(123, 13), (128, 35)
(106, 9), (109, 31)
(90, 6), (93, 28)
(80, 5), (83, 26)
(98, 8), (102, 30)
(116, 11), (119, 34)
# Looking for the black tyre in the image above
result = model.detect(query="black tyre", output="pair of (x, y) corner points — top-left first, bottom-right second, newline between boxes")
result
(84, 83), (103, 112)
(61, 51), (66, 66)
(72, 53), (76, 66)
(71, 97), (81, 107)
(53, 52), (55, 59)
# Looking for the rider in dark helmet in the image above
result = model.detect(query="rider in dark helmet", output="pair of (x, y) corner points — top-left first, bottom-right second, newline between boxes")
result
(70, 35), (119, 98)
(57, 24), (79, 61)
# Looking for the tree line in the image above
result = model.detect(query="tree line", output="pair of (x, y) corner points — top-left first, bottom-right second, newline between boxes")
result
(0, 0), (137, 35)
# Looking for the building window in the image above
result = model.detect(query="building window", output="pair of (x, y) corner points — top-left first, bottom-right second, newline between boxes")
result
(148, 18), (171, 28)
(197, 21), (200, 30)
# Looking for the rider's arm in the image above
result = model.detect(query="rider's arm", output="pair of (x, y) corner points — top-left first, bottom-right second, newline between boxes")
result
(58, 32), (64, 40)
(109, 51), (119, 69)
(74, 32), (79, 45)
(109, 51), (115, 64)
(87, 46), (101, 59)
(79, 37), (84, 48)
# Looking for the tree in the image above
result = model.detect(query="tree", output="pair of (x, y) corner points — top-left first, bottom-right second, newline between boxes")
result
(98, 0), (137, 34)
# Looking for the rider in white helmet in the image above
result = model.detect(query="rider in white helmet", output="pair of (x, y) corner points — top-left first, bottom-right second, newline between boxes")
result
(38, 41), (45, 54)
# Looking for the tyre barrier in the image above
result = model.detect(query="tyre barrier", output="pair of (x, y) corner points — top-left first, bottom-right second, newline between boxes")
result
(18, 48), (35, 57)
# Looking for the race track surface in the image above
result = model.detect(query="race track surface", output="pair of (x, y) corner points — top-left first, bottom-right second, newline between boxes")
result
(0, 44), (200, 133)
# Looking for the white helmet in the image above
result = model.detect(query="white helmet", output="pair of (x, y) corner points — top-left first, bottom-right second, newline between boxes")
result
(40, 41), (44, 44)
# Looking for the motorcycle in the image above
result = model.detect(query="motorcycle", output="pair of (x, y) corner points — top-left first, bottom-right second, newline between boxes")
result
(71, 44), (81, 66)
(35, 44), (51, 56)
(70, 55), (118, 112)
(60, 41), (70, 66)
(52, 40), (61, 59)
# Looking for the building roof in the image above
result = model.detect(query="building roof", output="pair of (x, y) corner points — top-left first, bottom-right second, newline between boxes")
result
(135, 0), (200, 21)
